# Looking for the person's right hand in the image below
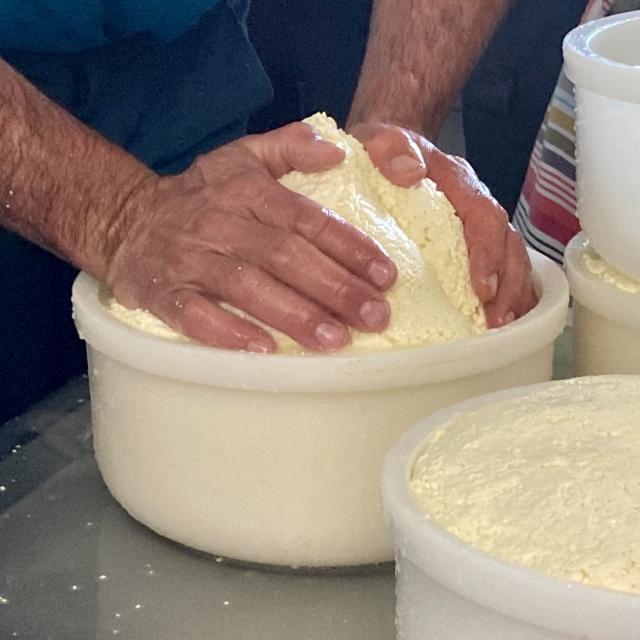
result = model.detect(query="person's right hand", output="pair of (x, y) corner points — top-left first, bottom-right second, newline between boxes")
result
(105, 122), (397, 353)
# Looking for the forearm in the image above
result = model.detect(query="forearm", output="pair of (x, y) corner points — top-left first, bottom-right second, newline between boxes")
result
(0, 58), (155, 279)
(348, 0), (511, 138)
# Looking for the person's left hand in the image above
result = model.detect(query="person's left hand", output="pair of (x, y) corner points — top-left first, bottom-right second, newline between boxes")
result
(348, 122), (538, 328)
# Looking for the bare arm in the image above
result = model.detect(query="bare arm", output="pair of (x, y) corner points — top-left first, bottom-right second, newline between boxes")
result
(0, 58), (153, 279)
(348, 0), (512, 138)
(0, 58), (397, 352)
(347, 0), (536, 326)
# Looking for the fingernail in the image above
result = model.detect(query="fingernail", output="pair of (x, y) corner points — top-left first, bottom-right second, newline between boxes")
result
(390, 155), (423, 175)
(359, 299), (390, 330)
(501, 311), (516, 326)
(368, 260), (394, 288)
(246, 339), (273, 353)
(483, 273), (499, 299)
(315, 322), (349, 348)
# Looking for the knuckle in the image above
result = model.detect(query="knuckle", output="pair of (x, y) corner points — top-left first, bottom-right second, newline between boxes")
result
(285, 121), (315, 141)
(231, 173), (262, 199)
(175, 291), (199, 316)
(154, 287), (191, 324)
(190, 157), (207, 179)
(349, 122), (377, 143)
(277, 231), (306, 259)
(379, 126), (413, 154)
(296, 305), (321, 331)
(330, 273), (361, 306)
(508, 227), (528, 254)
(494, 207), (509, 227)
(385, 124), (409, 143)
(294, 202), (333, 241)
(450, 154), (471, 170)
(360, 121), (388, 137)
(265, 232), (309, 275)
(441, 153), (470, 176)
(285, 143), (308, 169)
(191, 206), (223, 238)
(217, 166), (265, 202)
(413, 132), (433, 156)
(191, 154), (214, 176)
(406, 135), (425, 162)
(274, 298), (320, 338)
(469, 243), (492, 267)
(226, 264), (262, 302)
(476, 200), (508, 228)
(266, 231), (305, 271)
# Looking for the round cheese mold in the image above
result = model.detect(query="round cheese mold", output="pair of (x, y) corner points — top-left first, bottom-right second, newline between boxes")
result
(382, 375), (640, 640)
(72, 249), (567, 569)
(410, 375), (640, 595)
(565, 233), (640, 376)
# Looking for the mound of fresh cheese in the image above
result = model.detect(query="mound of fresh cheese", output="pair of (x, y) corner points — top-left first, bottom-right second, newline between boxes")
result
(411, 375), (640, 594)
(107, 113), (486, 352)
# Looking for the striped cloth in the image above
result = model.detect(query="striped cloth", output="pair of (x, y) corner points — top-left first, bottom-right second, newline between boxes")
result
(513, 0), (617, 263)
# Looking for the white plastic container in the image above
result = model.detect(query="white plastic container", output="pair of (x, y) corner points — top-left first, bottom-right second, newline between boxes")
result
(72, 250), (568, 568)
(565, 233), (640, 376)
(382, 382), (640, 640)
(564, 11), (640, 279)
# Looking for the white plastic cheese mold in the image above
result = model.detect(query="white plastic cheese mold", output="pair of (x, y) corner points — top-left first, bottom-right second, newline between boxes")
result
(72, 250), (567, 568)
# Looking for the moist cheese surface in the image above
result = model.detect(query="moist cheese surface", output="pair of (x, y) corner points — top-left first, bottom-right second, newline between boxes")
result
(583, 246), (640, 295)
(107, 113), (486, 352)
(410, 375), (640, 594)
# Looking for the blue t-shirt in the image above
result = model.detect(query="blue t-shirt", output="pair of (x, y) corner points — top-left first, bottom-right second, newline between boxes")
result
(0, 0), (272, 172)
(0, 0), (223, 52)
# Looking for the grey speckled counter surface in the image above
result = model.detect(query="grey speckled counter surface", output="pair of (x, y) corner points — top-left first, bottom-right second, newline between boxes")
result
(0, 329), (573, 640)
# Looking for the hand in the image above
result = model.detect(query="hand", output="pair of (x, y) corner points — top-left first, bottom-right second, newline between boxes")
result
(106, 123), (397, 353)
(349, 122), (538, 328)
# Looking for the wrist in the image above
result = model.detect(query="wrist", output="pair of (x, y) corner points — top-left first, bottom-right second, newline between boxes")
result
(347, 66), (440, 139)
(85, 169), (161, 285)
(0, 57), (164, 283)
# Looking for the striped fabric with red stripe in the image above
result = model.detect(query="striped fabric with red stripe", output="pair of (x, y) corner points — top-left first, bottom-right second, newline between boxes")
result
(513, 0), (616, 263)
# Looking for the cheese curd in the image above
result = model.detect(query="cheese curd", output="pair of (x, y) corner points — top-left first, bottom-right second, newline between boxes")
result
(107, 113), (486, 352)
(583, 247), (640, 295)
(411, 375), (640, 594)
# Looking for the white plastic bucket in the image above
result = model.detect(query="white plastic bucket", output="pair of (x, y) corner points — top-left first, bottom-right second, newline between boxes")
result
(565, 233), (640, 375)
(72, 250), (568, 568)
(564, 11), (640, 279)
(382, 379), (640, 640)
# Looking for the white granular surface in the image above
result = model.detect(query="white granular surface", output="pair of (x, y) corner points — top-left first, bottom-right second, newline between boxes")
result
(411, 375), (640, 594)
(583, 247), (640, 295)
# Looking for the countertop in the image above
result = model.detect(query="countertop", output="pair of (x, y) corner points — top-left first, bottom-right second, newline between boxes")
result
(0, 329), (573, 640)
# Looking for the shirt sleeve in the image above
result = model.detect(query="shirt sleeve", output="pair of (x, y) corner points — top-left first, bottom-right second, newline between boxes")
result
(0, 0), (219, 52)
